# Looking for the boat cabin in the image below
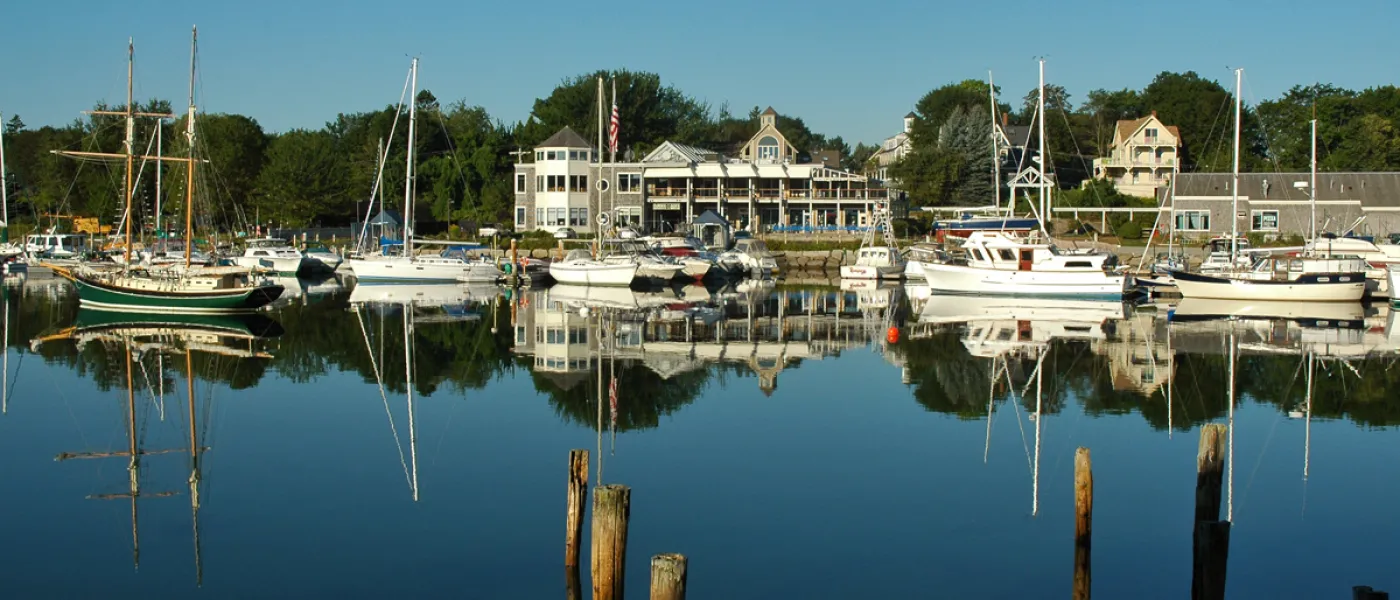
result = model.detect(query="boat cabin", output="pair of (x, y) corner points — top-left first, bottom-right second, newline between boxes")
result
(733, 238), (772, 258)
(959, 231), (1114, 273)
(26, 233), (89, 257)
(854, 247), (899, 268)
(1239, 255), (1367, 283)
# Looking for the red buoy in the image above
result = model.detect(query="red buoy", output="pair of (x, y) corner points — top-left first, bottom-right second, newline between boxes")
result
(886, 326), (900, 344)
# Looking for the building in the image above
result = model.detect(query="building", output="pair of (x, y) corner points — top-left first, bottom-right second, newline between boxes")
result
(1164, 172), (1400, 240)
(1092, 113), (1181, 198)
(514, 109), (888, 235)
(866, 112), (915, 183)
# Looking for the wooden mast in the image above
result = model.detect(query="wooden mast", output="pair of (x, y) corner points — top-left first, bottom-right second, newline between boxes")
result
(187, 348), (203, 586)
(184, 26), (198, 268)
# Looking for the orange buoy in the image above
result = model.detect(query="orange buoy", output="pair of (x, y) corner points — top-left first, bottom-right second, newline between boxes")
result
(886, 326), (900, 344)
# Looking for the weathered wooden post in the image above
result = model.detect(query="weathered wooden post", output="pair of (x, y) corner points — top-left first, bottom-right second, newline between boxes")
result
(1193, 424), (1230, 600)
(591, 484), (631, 600)
(566, 450), (589, 568)
(1354, 586), (1391, 600)
(510, 238), (520, 285)
(649, 554), (687, 600)
(1073, 447), (1092, 600)
(557, 239), (565, 261)
(1195, 424), (1227, 522)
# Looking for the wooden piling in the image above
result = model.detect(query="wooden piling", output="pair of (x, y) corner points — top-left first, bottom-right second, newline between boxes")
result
(566, 449), (589, 568)
(1073, 447), (1092, 600)
(1354, 586), (1391, 600)
(649, 554), (687, 600)
(591, 484), (631, 600)
(1193, 521), (1230, 600)
(1195, 424), (1227, 523)
(557, 239), (565, 261)
(567, 566), (583, 600)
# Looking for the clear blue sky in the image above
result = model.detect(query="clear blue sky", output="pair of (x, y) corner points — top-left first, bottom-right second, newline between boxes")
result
(3, 0), (1396, 147)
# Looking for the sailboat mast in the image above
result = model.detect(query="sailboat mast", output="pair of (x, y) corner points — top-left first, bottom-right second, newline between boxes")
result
(1310, 114), (1317, 242)
(404, 58), (418, 259)
(184, 26), (198, 268)
(595, 76), (604, 258)
(989, 71), (1001, 215)
(1, 110), (9, 241)
(1230, 68), (1242, 262)
(155, 120), (162, 245)
(186, 348), (203, 586)
(124, 39), (136, 266)
(1037, 59), (1048, 237)
(403, 305), (419, 501)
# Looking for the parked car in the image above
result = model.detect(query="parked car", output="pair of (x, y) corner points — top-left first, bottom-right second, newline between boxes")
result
(618, 227), (640, 239)
(478, 223), (502, 237)
(554, 227), (578, 239)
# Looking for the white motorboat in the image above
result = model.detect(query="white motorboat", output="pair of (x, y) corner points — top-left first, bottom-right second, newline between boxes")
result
(918, 293), (1129, 326)
(717, 238), (777, 276)
(646, 236), (715, 281)
(920, 231), (1128, 298)
(1389, 266), (1400, 307)
(841, 246), (903, 280)
(232, 238), (309, 275)
(599, 239), (683, 282)
(1170, 298), (1364, 328)
(548, 249), (638, 286)
(25, 233), (90, 261)
(301, 242), (344, 273)
(902, 244), (950, 280)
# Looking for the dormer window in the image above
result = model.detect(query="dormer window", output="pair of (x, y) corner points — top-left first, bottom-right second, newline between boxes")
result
(757, 136), (780, 161)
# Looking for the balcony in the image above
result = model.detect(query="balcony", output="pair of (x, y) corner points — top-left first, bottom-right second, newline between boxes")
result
(694, 187), (721, 198)
(647, 187), (688, 198)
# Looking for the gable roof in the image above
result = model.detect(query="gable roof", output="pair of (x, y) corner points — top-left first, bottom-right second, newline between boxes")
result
(693, 210), (728, 225)
(641, 140), (716, 164)
(1115, 116), (1181, 145)
(538, 126), (592, 149)
(905, 111), (917, 119)
(761, 106), (778, 116)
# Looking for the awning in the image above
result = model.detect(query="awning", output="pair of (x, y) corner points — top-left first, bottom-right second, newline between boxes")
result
(756, 165), (788, 178)
(643, 167), (694, 178)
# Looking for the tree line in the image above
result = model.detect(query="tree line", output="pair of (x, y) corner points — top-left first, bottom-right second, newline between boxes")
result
(0, 70), (866, 232)
(4, 69), (1398, 231)
(891, 72), (1400, 209)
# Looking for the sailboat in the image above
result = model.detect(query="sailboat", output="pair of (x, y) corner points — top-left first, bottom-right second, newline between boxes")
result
(52, 30), (284, 313)
(913, 61), (1128, 299)
(548, 78), (640, 287)
(1170, 70), (1366, 303)
(0, 115), (25, 274)
(348, 58), (502, 284)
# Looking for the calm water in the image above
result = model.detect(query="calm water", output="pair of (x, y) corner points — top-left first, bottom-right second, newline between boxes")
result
(1, 276), (1399, 599)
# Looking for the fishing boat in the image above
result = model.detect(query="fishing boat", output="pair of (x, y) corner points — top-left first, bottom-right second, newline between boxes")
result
(919, 230), (1128, 298)
(1170, 70), (1365, 304)
(53, 31), (283, 314)
(840, 204), (903, 280)
(232, 238), (309, 275)
(346, 59), (502, 284)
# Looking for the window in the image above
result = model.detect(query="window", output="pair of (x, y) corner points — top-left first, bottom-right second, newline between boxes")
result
(515, 207), (526, 227)
(568, 150), (579, 160)
(548, 207), (566, 226)
(536, 208), (544, 226)
(1175, 210), (1211, 232)
(971, 248), (986, 262)
(515, 173), (527, 193)
(545, 328), (565, 344)
(569, 328), (588, 344)
(570, 175), (589, 192)
(570, 207), (588, 226)
(618, 173), (641, 193)
(536, 175), (544, 191)
(616, 206), (642, 226)
(546, 175), (566, 192)
(757, 136), (780, 161)
(996, 249), (1016, 261)
(1144, 128), (1158, 141)
(1251, 210), (1279, 232)
(535, 151), (543, 161)
(515, 326), (527, 344)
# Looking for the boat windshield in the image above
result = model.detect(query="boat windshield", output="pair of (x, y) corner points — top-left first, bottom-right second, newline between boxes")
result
(739, 240), (771, 256)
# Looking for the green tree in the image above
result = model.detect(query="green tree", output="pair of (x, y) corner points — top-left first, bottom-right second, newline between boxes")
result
(518, 70), (710, 156)
(1139, 71), (1265, 171)
(255, 129), (351, 226)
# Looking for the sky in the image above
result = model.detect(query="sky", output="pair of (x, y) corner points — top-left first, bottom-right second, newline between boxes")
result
(2, 0), (1396, 147)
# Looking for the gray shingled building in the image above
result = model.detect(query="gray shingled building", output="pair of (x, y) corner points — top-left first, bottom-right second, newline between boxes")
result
(1162, 172), (1400, 241)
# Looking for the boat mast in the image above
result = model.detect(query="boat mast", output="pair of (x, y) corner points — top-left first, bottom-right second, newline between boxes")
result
(155, 119), (162, 247)
(1310, 112), (1318, 243)
(404, 304), (419, 501)
(186, 348), (203, 586)
(404, 58), (418, 259)
(989, 71), (1001, 215)
(1, 110), (9, 243)
(595, 77), (604, 258)
(1230, 68), (1242, 263)
(123, 39), (136, 266)
(1037, 59), (1049, 237)
(184, 26), (198, 268)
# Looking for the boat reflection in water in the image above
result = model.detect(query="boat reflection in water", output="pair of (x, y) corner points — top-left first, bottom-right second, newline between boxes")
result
(30, 308), (282, 584)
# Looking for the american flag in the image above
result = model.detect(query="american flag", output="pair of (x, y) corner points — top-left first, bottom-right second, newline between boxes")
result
(608, 376), (618, 425)
(608, 101), (619, 156)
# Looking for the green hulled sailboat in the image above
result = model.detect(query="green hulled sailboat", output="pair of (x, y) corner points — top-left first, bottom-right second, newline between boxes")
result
(52, 28), (282, 314)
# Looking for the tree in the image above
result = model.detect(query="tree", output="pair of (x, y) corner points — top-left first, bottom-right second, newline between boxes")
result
(165, 113), (268, 231)
(1080, 88), (1143, 156)
(255, 129), (351, 226)
(4, 115), (22, 135)
(939, 105), (995, 204)
(1139, 71), (1265, 171)
(519, 70), (710, 156)
(1255, 84), (1356, 170)
(847, 142), (879, 173)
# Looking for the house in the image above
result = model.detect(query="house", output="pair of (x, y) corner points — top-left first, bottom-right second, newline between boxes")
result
(1163, 172), (1400, 240)
(514, 109), (889, 235)
(866, 112), (915, 183)
(1093, 113), (1181, 198)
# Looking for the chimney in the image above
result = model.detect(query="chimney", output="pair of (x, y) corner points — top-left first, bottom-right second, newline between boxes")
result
(1001, 112), (1009, 127)
(1151, 110), (1157, 119)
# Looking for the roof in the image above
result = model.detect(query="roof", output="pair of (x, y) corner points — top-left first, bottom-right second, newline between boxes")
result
(905, 111), (917, 119)
(762, 106), (777, 116)
(1115, 116), (1181, 145)
(693, 210), (728, 225)
(538, 126), (592, 149)
(641, 140), (717, 164)
(366, 209), (402, 225)
(1000, 124), (1033, 148)
(1168, 172), (1400, 207)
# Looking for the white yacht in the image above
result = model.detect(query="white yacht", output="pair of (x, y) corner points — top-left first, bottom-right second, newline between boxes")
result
(232, 238), (309, 275)
(25, 233), (89, 261)
(301, 242), (344, 273)
(1306, 233), (1400, 296)
(600, 239), (684, 282)
(350, 242), (502, 283)
(717, 238), (777, 276)
(920, 231), (1128, 298)
(1390, 266), (1400, 308)
(840, 246), (904, 280)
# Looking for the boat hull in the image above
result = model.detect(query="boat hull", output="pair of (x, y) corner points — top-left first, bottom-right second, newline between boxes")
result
(232, 255), (308, 276)
(920, 263), (1128, 299)
(840, 264), (904, 280)
(1390, 267), (1400, 307)
(65, 273), (284, 314)
(348, 257), (501, 283)
(548, 262), (638, 286)
(1170, 270), (1366, 302)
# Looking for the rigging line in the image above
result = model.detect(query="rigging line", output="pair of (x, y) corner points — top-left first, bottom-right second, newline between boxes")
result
(356, 307), (412, 487)
(354, 67), (412, 253)
(1007, 369), (1033, 474)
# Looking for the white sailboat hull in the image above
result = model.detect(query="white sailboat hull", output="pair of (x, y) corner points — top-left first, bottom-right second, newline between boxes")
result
(548, 262), (638, 286)
(920, 262), (1128, 299)
(232, 255), (307, 275)
(1172, 298), (1364, 324)
(1171, 272), (1366, 302)
(348, 256), (501, 282)
(1389, 267), (1400, 307)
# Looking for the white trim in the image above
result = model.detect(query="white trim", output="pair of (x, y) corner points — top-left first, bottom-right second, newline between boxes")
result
(1250, 209), (1280, 232)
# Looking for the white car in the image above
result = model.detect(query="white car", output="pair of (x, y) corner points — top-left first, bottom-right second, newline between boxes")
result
(554, 227), (578, 239)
